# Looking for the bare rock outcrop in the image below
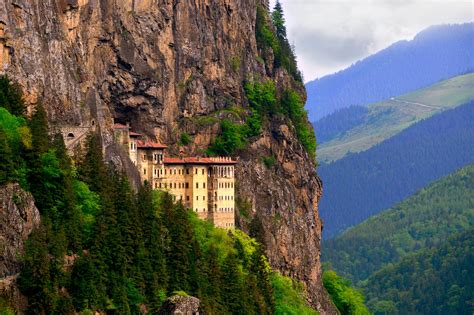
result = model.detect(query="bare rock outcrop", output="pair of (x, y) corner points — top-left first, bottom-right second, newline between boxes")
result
(0, 183), (40, 278)
(0, 183), (40, 313)
(158, 295), (203, 315)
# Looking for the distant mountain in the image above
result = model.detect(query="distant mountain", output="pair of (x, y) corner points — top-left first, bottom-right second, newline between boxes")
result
(322, 164), (474, 314)
(314, 73), (474, 163)
(322, 163), (474, 282)
(306, 23), (474, 121)
(318, 101), (474, 238)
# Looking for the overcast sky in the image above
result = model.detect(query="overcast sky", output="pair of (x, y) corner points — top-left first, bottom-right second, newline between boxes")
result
(269, 0), (474, 82)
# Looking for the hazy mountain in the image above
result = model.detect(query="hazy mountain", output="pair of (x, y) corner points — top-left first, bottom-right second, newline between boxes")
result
(318, 101), (474, 238)
(314, 73), (474, 163)
(306, 23), (474, 121)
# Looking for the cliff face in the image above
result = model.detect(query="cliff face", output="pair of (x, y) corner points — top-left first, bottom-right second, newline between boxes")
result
(0, 183), (40, 312)
(0, 0), (335, 313)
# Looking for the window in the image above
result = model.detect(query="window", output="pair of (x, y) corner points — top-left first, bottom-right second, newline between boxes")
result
(143, 168), (146, 175)
(203, 196), (205, 201)
(186, 182), (189, 189)
(154, 183), (158, 189)
(143, 154), (146, 161)
(203, 208), (205, 212)
(174, 183), (177, 189)
(196, 208), (198, 212)
(161, 169), (163, 175)
(130, 142), (136, 151)
(203, 182), (206, 188)
(159, 183), (162, 188)
(196, 196), (199, 200)
(196, 183), (199, 189)
(186, 168), (189, 175)
(195, 168), (198, 174)
(174, 169), (177, 175)
(165, 183), (167, 189)
(186, 196), (190, 201)
(202, 169), (204, 175)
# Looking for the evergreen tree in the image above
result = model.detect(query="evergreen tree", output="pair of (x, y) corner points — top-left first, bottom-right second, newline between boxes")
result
(222, 252), (244, 313)
(0, 128), (14, 184)
(271, 1), (287, 40)
(0, 75), (25, 117)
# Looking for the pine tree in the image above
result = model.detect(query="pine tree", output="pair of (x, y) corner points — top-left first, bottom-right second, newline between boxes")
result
(250, 247), (275, 314)
(0, 75), (25, 117)
(0, 128), (14, 184)
(271, 1), (287, 40)
(222, 252), (244, 314)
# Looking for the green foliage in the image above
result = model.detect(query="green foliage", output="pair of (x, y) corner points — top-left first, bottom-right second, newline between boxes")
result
(324, 164), (474, 313)
(272, 273), (318, 315)
(0, 76), (315, 314)
(323, 164), (474, 283)
(207, 119), (247, 156)
(179, 132), (192, 146)
(262, 155), (276, 168)
(255, 3), (302, 82)
(230, 56), (241, 72)
(281, 90), (317, 158)
(323, 269), (370, 315)
(365, 229), (474, 314)
(0, 75), (25, 117)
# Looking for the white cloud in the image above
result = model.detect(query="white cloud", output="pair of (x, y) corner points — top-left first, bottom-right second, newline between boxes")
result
(269, 0), (474, 81)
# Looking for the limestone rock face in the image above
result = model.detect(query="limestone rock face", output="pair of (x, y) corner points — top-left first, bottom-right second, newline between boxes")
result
(0, 0), (335, 313)
(0, 183), (40, 313)
(0, 183), (40, 278)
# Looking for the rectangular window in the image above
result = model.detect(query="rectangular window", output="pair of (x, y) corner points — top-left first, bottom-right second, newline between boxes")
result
(202, 169), (204, 175)
(196, 196), (199, 200)
(196, 183), (199, 189)
(186, 168), (189, 175)
(195, 168), (198, 174)
(185, 183), (189, 189)
(203, 196), (205, 201)
(203, 182), (206, 189)
(143, 168), (146, 175)
(186, 196), (190, 201)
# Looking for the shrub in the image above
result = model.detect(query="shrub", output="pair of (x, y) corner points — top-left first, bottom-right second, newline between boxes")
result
(207, 119), (247, 156)
(179, 132), (192, 146)
(323, 269), (370, 315)
(262, 155), (277, 168)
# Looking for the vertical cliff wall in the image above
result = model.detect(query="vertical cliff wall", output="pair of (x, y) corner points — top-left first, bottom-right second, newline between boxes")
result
(0, 0), (335, 313)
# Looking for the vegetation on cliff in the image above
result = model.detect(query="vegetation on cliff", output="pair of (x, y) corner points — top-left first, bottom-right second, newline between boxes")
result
(0, 76), (316, 315)
(322, 268), (370, 315)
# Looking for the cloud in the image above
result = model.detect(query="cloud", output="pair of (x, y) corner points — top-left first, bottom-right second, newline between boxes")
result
(269, 0), (474, 81)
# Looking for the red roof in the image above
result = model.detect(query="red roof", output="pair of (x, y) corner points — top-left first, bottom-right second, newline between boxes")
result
(129, 131), (143, 137)
(114, 123), (129, 129)
(164, 157), (237, 165)
(137, 140), (168, 149)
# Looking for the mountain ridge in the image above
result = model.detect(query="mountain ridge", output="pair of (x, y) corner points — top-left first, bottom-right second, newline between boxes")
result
(305, 23), (474, 121)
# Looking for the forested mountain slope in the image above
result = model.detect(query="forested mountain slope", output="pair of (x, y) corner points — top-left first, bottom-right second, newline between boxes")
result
(318, 101), (474, 238)
(306, 23), (474, 121)
(322, 164), (474, 281)
(365, 229), (473, 314)
(314, 73), (474, 162)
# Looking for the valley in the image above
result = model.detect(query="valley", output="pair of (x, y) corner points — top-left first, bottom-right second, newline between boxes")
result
(316, 73), (474, 163)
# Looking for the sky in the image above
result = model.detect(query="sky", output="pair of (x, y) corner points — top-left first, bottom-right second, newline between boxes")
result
(269, 0), (474, 82)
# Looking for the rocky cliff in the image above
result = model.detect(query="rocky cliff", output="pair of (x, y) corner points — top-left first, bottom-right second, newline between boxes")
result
(0, 183), (40, 312)
(0, 0), (335, 313)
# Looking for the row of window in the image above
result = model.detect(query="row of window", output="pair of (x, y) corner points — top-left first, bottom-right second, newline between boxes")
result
(218, 195), (234, 201)
(218, 182), (234, 189)
(193, 207), (234, 213)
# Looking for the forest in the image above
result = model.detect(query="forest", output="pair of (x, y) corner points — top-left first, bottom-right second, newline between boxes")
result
(305, 23), (474, 121)
(318, 101), (474, 238)
(0, 76), (317, 314)
(365, 229), (473, 314)
(322, 164), (474, 314)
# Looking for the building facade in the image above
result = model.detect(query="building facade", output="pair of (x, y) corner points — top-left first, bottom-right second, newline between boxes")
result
(114, 123), (237, 228)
